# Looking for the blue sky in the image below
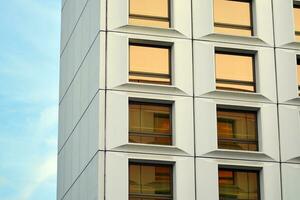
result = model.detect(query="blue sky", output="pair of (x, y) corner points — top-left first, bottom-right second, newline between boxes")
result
(0, 0), (60, 199)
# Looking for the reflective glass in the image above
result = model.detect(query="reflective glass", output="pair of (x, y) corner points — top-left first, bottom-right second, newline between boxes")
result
(129, 163), (172, 200)
(215, 52), (255, 92)
(129, 44), (171, 85)
(129, 0), (170, 28)
(294, 5), (300, 41)
(129, 102), (172, 145)
(217, 109), (258, 151)
(219, 169), (259, 200)
(214, 0), (252, 36)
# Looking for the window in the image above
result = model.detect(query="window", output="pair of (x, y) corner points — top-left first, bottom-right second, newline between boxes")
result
(219, 168), (260, 200)
(129, 162), (173, 200)
(129, 0), (170, 28)
(294, 4), (300, 41)
(215, 51), (256, 92)
(217, 108), (258, 151)
(297, 57), (300, 95)
(129, 43), (171, 85)
(214, 0), (253, 37)
(129, 101), (172, 145)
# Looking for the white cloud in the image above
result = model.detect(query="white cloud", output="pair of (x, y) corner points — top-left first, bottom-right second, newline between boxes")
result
(18, 155), (57, 200)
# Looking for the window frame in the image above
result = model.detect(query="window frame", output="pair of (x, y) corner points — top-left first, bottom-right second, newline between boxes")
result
(128, 100), (173, 146)
(218, 166), (261, 200)
(217, 107), (259, 152)
(213, 0), (254, 37)
(129, 161), (174, 200)
(128, 0), (172, 28)
(129, 42), (172, 85)
(294, 3), (300, 41)
(215, 50), (257, 93)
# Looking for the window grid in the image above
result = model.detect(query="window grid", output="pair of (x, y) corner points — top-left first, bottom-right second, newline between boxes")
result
(214, 0), (254, 37)
(215, 51), (256, 93)
(219, 168), (261, 200)
(129, 43), (172, 85)
(217, 108), (259, 152)
(129, 0), (171, 28)
(129, 101), (173, 145)
(129, 162), (173, 200)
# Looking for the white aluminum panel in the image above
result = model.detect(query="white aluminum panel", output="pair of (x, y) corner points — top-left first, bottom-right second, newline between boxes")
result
(193, 41), (277, 103)
(106, 91), (194, 156)
(106, 152), (195, 200)
(276, 48), (300, 105)
(107, 0), (192, 38)
(279, 105), (300, 163)
(192, 0), (274, 46)
(107, 32), (193, 96)
(196, 158), (281, 200)
(195, 98), (280, 161)
(273, 0), (300, 49)
(282, 163), (300, 200)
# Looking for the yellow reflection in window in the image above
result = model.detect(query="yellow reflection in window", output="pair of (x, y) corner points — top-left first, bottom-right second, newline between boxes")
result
(294, 5), (300, 41)
(129, 44), (171, 85)
(129, 0), (170, 28)
(214, 0), (253, 36)
(215, 52), (255, 92)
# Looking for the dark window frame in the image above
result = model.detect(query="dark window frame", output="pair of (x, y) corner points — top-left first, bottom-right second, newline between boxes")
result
(215, 50), (257, 93)
(129, 100), (173, 145)
(129, 42), (172, 85)
(129, 161), (174, 200)
(218, 167), (261, 200)
(217, 107), (259, 151)
(214, 0), (254, 36)
(129, 0), (171, 28)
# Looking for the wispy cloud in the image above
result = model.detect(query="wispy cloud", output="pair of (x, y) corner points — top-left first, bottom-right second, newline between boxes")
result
(0, 0), (61, 199)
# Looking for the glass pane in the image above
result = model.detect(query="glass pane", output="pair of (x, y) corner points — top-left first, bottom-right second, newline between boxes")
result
(129, 18), (170, 28)
(216, 52), (255, 92)
(217, 109), (258, 151)
(129, 102), (172, 145)
(129, 44), (171, 85)
(214, 26), (252, 37)
(141, 165), (172, 195)
(214, 0), (251, 26)
(297, 58), (300, 96)
(130, 0), (169, 18)
(130, 164), (141, 194)
(294, 6), (300, 41)
(219, 169), (259, 200)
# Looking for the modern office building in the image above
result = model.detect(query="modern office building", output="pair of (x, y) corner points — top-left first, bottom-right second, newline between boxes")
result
(57, 0), (300, 199)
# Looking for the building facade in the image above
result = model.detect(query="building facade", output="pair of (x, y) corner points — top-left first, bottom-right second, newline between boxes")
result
(57, 0), (300, 199)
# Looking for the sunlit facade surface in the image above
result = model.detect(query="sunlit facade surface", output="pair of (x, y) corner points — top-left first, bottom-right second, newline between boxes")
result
(58, 0), (300, 200)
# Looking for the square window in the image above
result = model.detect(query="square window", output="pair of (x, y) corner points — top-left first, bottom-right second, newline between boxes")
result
(215, 51), (256, 92)
(129, 162), (173, 200)
(217, 108), (258, 151)
(129, 43), (171, 85)
(214, 0), (253, 37)
(294, 4), (300, 42)
(129, 0), (170, 29)
(297, 57), (300, 95)
(219, 168), (260, 200)
(129, 101), (172, 145)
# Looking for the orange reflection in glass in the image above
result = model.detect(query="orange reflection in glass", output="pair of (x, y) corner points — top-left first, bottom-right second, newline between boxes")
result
(215, 52), (255, 92)
(219, 169), (259, 200)
(129, 44), (171, 85)
(129, 0), (170, 28)
(294, 5), (300, 41)
(214, 0), (252, 36)
(129, 163), (173, 200)
(129, 102), (172, 145)
(217, 109), (258, 151)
